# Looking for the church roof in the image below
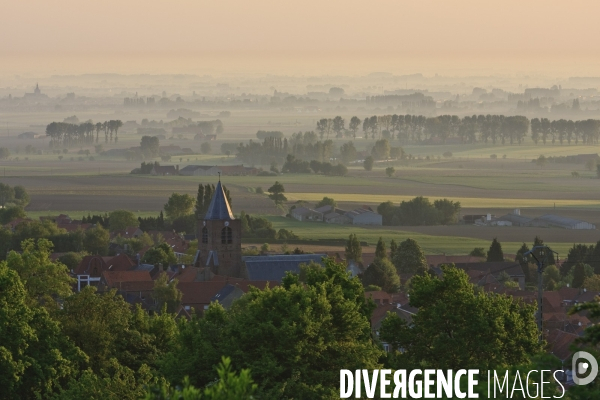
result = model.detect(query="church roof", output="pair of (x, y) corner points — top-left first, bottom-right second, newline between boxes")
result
(205, 180), (234, 220)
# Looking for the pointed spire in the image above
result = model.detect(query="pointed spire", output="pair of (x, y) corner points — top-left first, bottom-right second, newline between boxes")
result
(204, 181), (234, 220)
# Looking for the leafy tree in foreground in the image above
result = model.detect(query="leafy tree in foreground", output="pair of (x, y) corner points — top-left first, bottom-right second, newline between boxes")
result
(5, 238), (75, 309)
(380, 265), (541, 371)
(0, 264), (84, 400)
(143, 243), (177, 267)
(83, 225), (110, 255)
(153, 273), (182, 313)
(146, 357), (257, 400)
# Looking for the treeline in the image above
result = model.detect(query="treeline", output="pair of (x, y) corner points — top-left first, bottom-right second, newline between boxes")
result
(377, 196), (461, 225)
(239, 211), (299, 240)
(46, 120), (123, 147)
(314, 114), (600, 145)
(281, 155), (348, 176)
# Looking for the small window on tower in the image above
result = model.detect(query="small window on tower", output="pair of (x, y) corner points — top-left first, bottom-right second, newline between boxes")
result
(221, 226), (232, 244)
(202, 227), (208, 243)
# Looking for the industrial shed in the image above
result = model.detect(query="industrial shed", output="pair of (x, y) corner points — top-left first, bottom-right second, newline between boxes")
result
(346, 208), (383, 226)
(531, 214), (596, 230)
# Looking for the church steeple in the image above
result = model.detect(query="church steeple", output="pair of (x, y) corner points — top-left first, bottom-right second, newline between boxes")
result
(204, 180), (234, 220)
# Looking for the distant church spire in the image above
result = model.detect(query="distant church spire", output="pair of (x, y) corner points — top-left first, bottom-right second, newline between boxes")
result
(34, 83), (40, 95)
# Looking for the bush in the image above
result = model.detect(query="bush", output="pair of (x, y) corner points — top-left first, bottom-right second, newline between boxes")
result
(442, 151), (452, 158)
(256, 187), (264, 194)
(490, 154), (497, 159)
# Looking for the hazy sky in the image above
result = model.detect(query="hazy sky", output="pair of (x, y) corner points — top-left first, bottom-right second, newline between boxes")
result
(3, 0), (600, 76)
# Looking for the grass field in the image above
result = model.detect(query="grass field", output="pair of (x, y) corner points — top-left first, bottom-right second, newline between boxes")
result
(265, 217), (587, 256)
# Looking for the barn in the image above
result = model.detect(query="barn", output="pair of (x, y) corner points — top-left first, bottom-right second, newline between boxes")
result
(531, 214), (596, 230)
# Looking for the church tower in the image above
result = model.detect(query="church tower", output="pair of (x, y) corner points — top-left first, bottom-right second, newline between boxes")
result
(34, 83), (41, 95)
(195, 180), (242, 277)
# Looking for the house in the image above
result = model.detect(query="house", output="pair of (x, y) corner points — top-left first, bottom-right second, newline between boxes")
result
(150, 165), (179, 176)
(290, 206), (323, 222)
(99, 270), (154, 294)
(324, 211), (351, 224)
(112, 226), (144, 239)
(73, 253), (136, 291)
(18, 131), (43, 139)
(242, 254), (327, 281)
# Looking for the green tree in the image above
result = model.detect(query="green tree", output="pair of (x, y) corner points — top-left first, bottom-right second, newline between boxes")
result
(572, 263), (587, 288)
(109, 209), (139, 231)
(375, 236), (387, 260)
(371, 139), (390, 160)
(143, 243), (177, 267)
(164, 193), (196, 220)
(5, 238), (75, 309)
(12, 185), (29, 207)
(83, 225), (110, 255)
(362, 258), (400, 293)
(267, 181), (287, 205)
(0, 182), (14, 206)
(0, 147), (10, 159)
(140, 136), (160, 157)
(348, 116), (361, 139)
(0, 205), (26, 224)
(344, 233), (362, 264)
(433, 198), (461, 224)
(469, 247), (486, 257)
(339, 141), (357, 163)
(393, 238), (428, 274)
(58, 252), (86, 271)
(363, 155), (374, 171)
(200, 142), (212, 154)
(0, 264), (83, 400)
(380, 265), (541, 370)
(146, 358), (257, 400)
(385, 166), (395, 177)
(315, 196), (336, 209)
(389, 239), (398, 260)
(486, 237), (504, 262)
(153, 273), (182, 313)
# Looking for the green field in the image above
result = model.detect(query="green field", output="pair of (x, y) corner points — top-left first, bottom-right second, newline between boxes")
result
(266, 216), (584, 256)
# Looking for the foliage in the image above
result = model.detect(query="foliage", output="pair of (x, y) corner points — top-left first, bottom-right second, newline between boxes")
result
(281, 154), (310, 173)
(146, 357), (257, 400)
(315, 196), (336, 209)
(267, 181), (287, 205)
(362, 258), (400, 293)
(469, 247), (486, 257)
(363, 155), (374, 171)
(345, 233), (362, 264)
(392, 238), (428, 274)
(141, 136), (160, 157)
(583, 274), (600, 291)
(5, 238), (75, 309)
(83, 225), (110, 255)
(0, 264), (84, 400)
(108, 209), (139, 231)
(153, 273), (182, 313)
(58, 252), (87, 271)
(0, 205), (26, 224)
(385, 166), (395, 177)
(375, 236), (387, 260)
(239, 212), (277, 239)
(377, 196), (461, 226)
(0, 183), (29, 207)
(164, 193), (196, 220)
(487, 237), (504, 262)
(380, 265), (541, 370)
(143, 243), (177, 267)
(177, 258), (380, 398)
(0, 147), (9, 159)
(200, 142), (211, 154)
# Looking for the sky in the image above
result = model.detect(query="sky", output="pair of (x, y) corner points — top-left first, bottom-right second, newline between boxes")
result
(2, 0), (600, 76)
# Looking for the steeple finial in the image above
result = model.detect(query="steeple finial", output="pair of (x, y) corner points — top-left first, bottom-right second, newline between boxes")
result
(218, 171), (221, 182)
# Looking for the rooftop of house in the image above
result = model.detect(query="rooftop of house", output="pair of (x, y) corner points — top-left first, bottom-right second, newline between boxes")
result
(243, 254), (327, 281)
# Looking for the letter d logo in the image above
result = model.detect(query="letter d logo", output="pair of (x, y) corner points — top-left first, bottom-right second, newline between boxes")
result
(573, 351), (598, 385)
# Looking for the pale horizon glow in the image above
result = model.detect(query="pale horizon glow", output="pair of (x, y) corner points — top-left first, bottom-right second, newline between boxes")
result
(2, 0), (600, 76)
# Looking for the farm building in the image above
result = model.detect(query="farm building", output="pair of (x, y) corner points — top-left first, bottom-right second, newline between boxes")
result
(346, 208), (382, 226)
(290, 206), (323, 222)
(530, 215), (596, 230)
(150, 165), (179, 176)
